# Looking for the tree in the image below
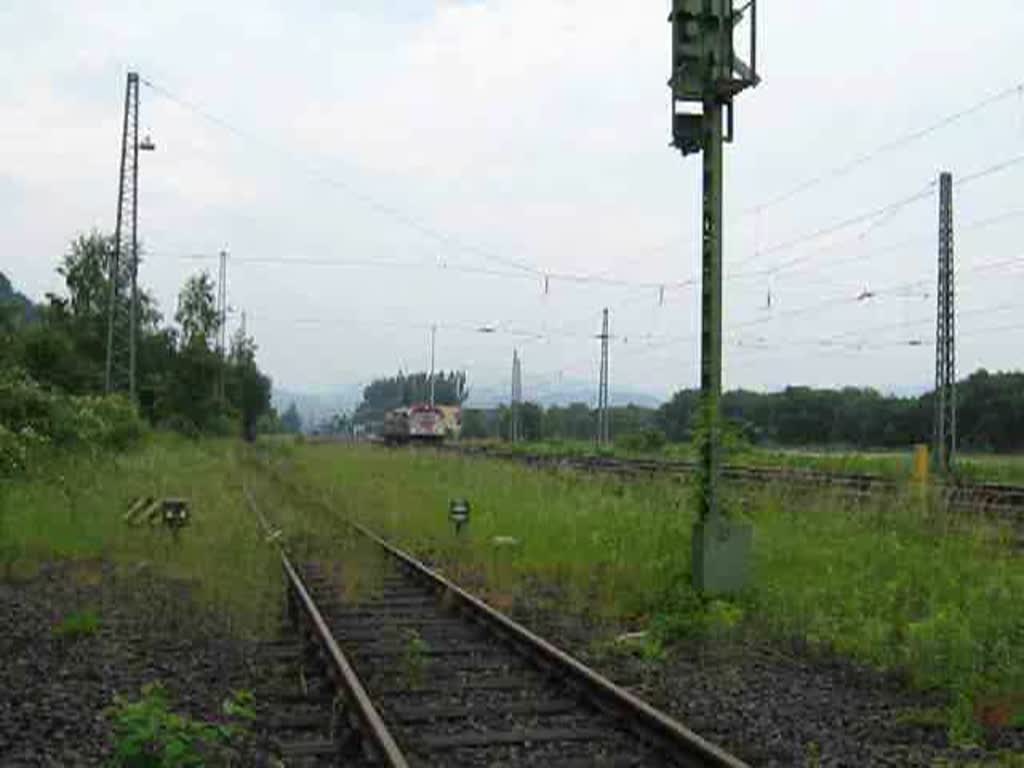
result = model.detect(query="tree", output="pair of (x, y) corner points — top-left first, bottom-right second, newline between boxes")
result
(461, 409), (490, 439)
(281, 402), (303, 434)
(175, 272), (219, 351)
(227, 328), (272, 442)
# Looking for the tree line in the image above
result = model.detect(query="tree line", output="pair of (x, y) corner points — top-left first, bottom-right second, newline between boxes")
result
(457, 369), (1024, 453)
(1, 231), (278, 442)
(353, 371), (468, 426)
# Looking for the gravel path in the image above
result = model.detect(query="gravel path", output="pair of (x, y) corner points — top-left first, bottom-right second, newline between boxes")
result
(0, 559), (263, 767)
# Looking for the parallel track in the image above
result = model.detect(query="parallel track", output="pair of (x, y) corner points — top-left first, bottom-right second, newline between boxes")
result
(441, 444), (1024, 522)
(245, 486), (748, 767)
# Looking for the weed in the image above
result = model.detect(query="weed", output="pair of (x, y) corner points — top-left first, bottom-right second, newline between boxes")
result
(106, 682), (252, 767)
(53, 609), (101, 640)
(263, 443), (1024, 736)
(400, 628), (430, 687)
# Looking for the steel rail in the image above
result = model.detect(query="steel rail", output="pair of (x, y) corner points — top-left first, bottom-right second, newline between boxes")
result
(244, 486), (410, 768)
(441, 445), (1024, 516)
(349, 520), (750, 768)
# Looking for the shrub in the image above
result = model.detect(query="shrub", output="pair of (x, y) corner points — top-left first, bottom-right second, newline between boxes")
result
(107, 683), (252, 767)
(53, 609), (101, 640)
(616, 428), (668, 454)
(0, 368), (145, 474)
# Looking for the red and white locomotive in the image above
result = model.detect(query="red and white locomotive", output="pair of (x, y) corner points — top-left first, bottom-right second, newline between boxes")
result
(383, 403), (458, 444)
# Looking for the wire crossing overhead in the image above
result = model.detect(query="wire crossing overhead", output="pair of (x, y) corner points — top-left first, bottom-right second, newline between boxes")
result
(105, 71), (155, 398)
(934, 172), (957, 472)
(744, 79), (1024, 215)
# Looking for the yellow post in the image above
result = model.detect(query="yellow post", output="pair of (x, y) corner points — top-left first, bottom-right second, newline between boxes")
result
(913, 444), (930, 508)
(913, 444), (930, 484)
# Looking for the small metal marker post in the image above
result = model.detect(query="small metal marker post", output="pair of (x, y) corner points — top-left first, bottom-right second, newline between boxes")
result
(669, 1), (760, 595)
(449, 498), (470, 536)
(161, 498), (190, 542)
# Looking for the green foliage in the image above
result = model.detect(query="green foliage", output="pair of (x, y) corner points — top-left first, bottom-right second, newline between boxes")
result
(616, 428), (667, 453)
(0, 368), (146, 476)
(356, 370), (469, 425)
(106, 682), (250, 767)
(400, 628), (429, 686)
(2, 236), (275, 442)
(659, 371), (1024, 454)
(175, 272), (219, 351)
(53, 609), (101, 640)
(280, 402), (302, 434)
(271, 445), (1024, 737)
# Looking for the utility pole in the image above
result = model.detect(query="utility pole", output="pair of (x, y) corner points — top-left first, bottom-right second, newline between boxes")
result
(510, 349), (522, 442)
(669, 1), (759, 595)
(596, 308), (610, 447)
(216, 249), (228, 402)
(105, 71), (154, 398)
(933, 171), (956, 472)
(429, 324), (437, 407)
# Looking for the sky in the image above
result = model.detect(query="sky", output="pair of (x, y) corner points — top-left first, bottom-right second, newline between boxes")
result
(2, 1), (1023, 404)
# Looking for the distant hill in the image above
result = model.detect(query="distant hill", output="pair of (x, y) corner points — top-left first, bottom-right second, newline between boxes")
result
(465, 380), (663, 409)
(272, 385), (364, 431)
(0, 272), (38, 325)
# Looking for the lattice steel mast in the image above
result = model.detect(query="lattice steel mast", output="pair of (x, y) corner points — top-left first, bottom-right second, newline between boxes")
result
(596, 308), (610, 446)
(510, 349), (523, 442)
(105, 71), (153, 397)
(933, 172), (957, 472)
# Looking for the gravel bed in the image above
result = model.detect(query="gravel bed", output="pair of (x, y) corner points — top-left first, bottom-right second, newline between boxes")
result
(305, 561), (674, 767)
(0, 559), (266, 767)
(507, 588), (1024, 767)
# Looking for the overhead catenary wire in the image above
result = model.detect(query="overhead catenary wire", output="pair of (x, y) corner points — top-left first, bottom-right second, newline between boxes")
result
(142, 76), (698, 295)
(743, 79), (1024, 215)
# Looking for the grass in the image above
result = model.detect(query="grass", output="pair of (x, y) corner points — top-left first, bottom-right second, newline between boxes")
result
(5, 433), (1022, 740)
(264, 441), (1024, 739)
(0, 433), (282, 635)
(470, 437), (1024, 485)
(52, 608), (101, 640)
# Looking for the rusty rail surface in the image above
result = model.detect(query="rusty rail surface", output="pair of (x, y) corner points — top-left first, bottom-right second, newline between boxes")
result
(349, 519), (750, 768)
(246, 482), (749, 766)
(244, 486), (409, 768)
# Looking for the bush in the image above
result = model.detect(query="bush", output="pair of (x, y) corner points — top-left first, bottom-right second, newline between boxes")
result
(616, 428), (668, 454)
(0, 368), (145, 474)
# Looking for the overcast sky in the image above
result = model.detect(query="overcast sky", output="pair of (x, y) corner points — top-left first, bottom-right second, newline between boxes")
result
(2, 1), (1023, 402)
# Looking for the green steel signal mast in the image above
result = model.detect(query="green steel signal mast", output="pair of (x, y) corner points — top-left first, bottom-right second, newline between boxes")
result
(668, 1), (759, 594)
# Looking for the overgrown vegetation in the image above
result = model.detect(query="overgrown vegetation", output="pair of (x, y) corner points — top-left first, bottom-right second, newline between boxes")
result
(106, 682), (255, 767)
(0, 436), (280, 632)
(0, 366), (145, 476)
(0, 233), (278, 455)
(52, 609), (101, 641)
(260, 443), (1024, 740)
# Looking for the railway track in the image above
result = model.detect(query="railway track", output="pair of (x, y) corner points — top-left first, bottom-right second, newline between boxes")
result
(440, 444), (1024, 522)
(244, 486), (747, 767)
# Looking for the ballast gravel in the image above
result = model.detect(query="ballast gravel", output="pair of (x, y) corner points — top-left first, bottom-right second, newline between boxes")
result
(506, 586), (1024, 767)
(0, 560), (263, 767)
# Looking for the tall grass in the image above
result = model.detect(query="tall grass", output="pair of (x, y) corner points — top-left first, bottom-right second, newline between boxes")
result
(0, 434), (281, 634)
(272, 443), (1024, 735)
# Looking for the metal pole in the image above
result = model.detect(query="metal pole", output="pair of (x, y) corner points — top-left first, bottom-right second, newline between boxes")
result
(933, 172), (956, 472)
(597, 308), (610, 446)
(128, 77), (140, 400)
(218, 249), (228, 401)
(699, 98), (724, 521)
(105, 73), (133, 394)
(429, 324), (436, 407)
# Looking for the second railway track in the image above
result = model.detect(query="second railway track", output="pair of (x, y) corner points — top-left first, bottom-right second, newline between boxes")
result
(440, 444), (1024, 522)
(245, 486), (747, 768)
